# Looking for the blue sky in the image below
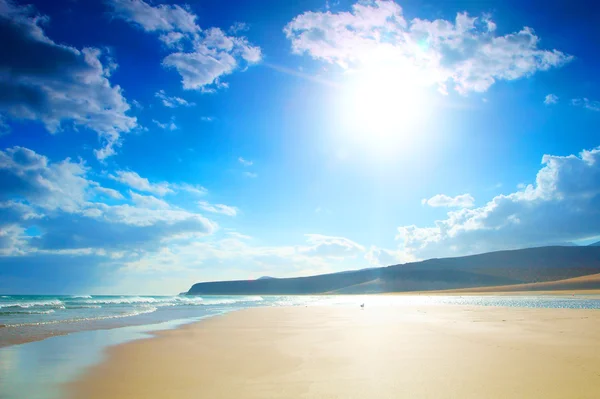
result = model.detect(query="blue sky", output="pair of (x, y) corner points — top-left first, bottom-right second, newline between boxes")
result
(1, 0), (599, 294)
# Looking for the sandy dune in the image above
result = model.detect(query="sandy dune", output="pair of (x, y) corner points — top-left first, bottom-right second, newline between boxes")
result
(434, 273), (600, 294)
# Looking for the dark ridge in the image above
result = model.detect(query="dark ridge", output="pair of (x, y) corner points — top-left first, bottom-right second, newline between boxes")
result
(187, 246), (600, 295)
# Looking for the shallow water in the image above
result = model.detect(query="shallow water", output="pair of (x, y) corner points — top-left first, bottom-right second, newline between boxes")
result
(0, 294), (599, 399)
(0, 294), (264, 347)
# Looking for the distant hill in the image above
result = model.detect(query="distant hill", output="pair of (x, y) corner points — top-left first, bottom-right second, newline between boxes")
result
(186, 246), (600, 295)
(589, 241), (600, 247)
(433, 273), (600, 293)
(257, 276), (276, 280)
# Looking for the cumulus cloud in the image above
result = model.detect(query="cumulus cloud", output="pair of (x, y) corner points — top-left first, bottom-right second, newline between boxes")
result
(544, 94), (558, 105)
(571, 98), (600, 112)
(29, 205), (216, 252)
(197, 201), (238, 216)
(163, 27), (262, 90)
(155, 89), (194, 108)
(107, 0), (199, 33)
(421, 193), (475, 208)
(109, 170), (173, 196)
(284, 0), (572, 94)
(109, 0), (261, 92)
(0, 147), (384, 291)
(398, 147), (600, 259)
(0, 0), (137, 159)
(0, 147), (217, 256)
(0, 146), (90, 212)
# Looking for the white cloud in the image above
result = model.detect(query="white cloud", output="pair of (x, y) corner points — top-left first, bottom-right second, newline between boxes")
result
(238, 157), (253, 166)
(229, 22), (249, 34)
(0, 146), (90, 212)
(152, 118), (178, 130)
(110, 171), (173, 196)
(200, 116), (214, 122)
(398, 146), (600, 259)
(130, 191), (170, 209)
(284, 0), (572, 94)
(0, 0), (137, 160)
(155, 90), (194, 108)
(94, 186), (124, 200)
(159, 31), (186, 48)
(118, 232), (369, 281)
(198, 201), (238, 216)
(300, 234), (365, 258)
(421, 193), (475, 208)
(0, 147), (217, 257)
(243, 171), (258, 178)
(365, 246), (414, 266)
(108, 0), (199, 33)
(544, 94), (558, 105)
(571, 98), (600, 112)
(109, 0), (261, 92)
(163, 27), (262, 90)
(174, 183), (207, 196)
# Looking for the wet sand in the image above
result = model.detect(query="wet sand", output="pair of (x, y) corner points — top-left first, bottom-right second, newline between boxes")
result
(68, 304), (600, 399)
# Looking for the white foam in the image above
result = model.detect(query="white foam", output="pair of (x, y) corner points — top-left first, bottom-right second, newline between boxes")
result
(0, 299), (65, 309)
(77, 296), (263, 307)
(5, 306), (158, 327)
(0, 309), (56, 315)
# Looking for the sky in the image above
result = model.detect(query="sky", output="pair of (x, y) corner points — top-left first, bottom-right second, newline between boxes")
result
(0, 0), (599, 295)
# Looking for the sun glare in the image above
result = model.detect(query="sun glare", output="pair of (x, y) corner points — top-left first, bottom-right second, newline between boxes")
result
(337, 64), (433, 152)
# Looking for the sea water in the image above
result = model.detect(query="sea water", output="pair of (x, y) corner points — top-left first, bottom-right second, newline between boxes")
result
(0, 294), (599, 399)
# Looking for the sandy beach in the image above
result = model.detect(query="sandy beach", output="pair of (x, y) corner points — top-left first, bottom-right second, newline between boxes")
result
(68, 304), (600, 399)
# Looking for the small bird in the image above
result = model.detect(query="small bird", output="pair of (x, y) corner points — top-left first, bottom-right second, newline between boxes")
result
(360, 303), (365, 309)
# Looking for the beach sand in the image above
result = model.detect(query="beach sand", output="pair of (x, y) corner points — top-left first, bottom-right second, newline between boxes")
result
(68, 304), (600, 399)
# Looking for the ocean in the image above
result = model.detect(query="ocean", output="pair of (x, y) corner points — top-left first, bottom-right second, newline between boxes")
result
(1, 294), (599, 399)
(0, 294), (269, 347)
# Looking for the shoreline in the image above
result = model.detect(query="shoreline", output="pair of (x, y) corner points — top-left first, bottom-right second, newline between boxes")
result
(1, 290), (599, 349)
(67, 304), (600, 399)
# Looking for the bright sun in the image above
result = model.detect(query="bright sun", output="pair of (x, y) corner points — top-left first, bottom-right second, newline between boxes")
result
(337, 64), (433, 151)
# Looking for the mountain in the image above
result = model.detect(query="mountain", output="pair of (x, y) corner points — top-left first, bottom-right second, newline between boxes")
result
(186, 246), (600, 295)
(257, 276), (276, 280)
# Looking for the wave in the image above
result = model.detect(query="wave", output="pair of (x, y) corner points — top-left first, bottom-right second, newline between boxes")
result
(5, 306), (158, 328)
(0, 299), (65, 309)
(70, 295), (92, 299)
(81, 296), (164, 305)
(75, 295), (264, 307)
(0, 309), (56, 315)
(199, 296), (262, 305)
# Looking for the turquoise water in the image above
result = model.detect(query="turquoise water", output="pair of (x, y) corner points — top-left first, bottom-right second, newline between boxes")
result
(0, 294), (265, 347)
(0, 294), (599, 399)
